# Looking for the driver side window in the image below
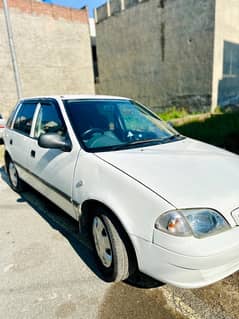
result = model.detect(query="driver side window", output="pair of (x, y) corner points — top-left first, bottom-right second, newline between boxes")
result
(34, 102), (66, 138)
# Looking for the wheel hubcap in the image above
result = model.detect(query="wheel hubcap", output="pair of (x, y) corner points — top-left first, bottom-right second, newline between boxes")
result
(9, 162), (18, 187)
(92, 216), (112, 268)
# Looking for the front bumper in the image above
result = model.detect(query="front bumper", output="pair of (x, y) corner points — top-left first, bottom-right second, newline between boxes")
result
(130, 227), (239, 288)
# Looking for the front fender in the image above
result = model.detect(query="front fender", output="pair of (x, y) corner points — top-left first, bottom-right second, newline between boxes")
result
(72, 151), (174, 241)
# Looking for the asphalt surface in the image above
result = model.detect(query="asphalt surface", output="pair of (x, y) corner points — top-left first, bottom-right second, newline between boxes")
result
(1, 160), (239, 319)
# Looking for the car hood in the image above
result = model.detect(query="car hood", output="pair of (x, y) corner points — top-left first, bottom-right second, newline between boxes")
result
(97, 138), (239, 219)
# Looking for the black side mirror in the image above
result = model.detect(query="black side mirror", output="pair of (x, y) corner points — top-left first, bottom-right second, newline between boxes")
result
(38, 133), (72, 152)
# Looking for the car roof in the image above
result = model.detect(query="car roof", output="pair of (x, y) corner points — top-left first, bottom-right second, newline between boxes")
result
(20, 95), (130, 102)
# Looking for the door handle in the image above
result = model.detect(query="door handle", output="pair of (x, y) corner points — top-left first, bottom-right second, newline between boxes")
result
(10, 139), (13, 145)
(31, 150), (36, 158)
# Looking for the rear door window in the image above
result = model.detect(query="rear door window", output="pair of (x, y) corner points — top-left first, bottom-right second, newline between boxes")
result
(6, 103), (21, 129)
(13, 102), (38, 135)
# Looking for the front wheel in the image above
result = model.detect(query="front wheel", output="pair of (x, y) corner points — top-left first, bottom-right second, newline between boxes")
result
(91, 210), (133, 282)
(7, 159), (24, 192)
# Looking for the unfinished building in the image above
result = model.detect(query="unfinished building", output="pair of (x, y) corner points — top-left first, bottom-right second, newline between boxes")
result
(95, 0), (239, 112)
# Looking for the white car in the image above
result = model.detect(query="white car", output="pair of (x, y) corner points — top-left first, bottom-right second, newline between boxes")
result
(3, 95), (239, 288)
(0, 113), (5, 142)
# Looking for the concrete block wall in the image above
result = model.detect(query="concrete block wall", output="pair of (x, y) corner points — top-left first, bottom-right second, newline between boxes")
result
(212, 0), (239, 109)
(95, 0), (215, 112)
(96, 3), (108, 22)
(0, 7), (16, 116)
(110, 0), (121, 15)
(0, 0), (95, 116)
(125, 0), (138, 10)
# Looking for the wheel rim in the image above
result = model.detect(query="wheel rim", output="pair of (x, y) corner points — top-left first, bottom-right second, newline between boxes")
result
(9, 162), (18, 188)
(92, 216), (112, 268)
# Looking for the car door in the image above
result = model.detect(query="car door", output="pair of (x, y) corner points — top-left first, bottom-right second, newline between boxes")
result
(28, 99), (78, 219)
(4, 100), (38, 182)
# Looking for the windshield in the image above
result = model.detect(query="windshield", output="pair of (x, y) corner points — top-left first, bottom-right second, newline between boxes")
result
(63, 99), (182, 152)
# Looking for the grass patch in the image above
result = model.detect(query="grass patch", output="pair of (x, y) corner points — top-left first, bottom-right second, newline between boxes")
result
(174, 112), (239, 154)
(159, 107), (196, 121)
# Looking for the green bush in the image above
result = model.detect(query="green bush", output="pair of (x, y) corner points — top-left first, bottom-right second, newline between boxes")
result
(175, 113), (239, 154)
(158, 107), (190, 121)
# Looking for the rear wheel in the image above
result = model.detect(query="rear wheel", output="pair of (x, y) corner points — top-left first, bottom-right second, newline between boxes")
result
(91, 209), (133, 282)
(7, 159), (24, 192)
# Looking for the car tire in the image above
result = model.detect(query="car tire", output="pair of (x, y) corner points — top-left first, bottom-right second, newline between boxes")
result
(7, 159), (24, 192)
(91, 209), (132, 282)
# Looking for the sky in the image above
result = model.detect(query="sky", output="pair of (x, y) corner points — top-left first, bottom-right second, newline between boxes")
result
(43, 0), (106, 17)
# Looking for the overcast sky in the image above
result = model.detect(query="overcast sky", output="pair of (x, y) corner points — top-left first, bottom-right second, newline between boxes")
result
(43, 0), (106, 17)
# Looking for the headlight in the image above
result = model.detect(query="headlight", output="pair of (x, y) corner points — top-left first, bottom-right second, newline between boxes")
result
(155, 209), (230, 238)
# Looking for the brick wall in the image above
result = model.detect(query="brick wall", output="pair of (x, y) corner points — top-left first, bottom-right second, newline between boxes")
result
(0, 0), (94, 116)
(0, 0), (89, 23)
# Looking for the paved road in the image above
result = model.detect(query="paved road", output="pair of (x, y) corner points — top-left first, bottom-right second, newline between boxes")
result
(0, 163), (239, 319)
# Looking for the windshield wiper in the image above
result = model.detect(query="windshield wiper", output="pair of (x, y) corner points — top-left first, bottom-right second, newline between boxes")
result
(93, 134), (182, 152)
(125, 138), (164, 146)
(125, 134), (182, 146)
(92, 140), (161, 152)
(159, 134), (182, 143)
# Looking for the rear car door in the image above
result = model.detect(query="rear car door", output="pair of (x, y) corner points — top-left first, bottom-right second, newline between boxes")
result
(28, 99), (78, 219)
(4, 100), (38, 182)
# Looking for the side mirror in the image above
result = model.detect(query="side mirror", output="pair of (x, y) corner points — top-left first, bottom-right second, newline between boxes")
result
(38, 133), (72, 152)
